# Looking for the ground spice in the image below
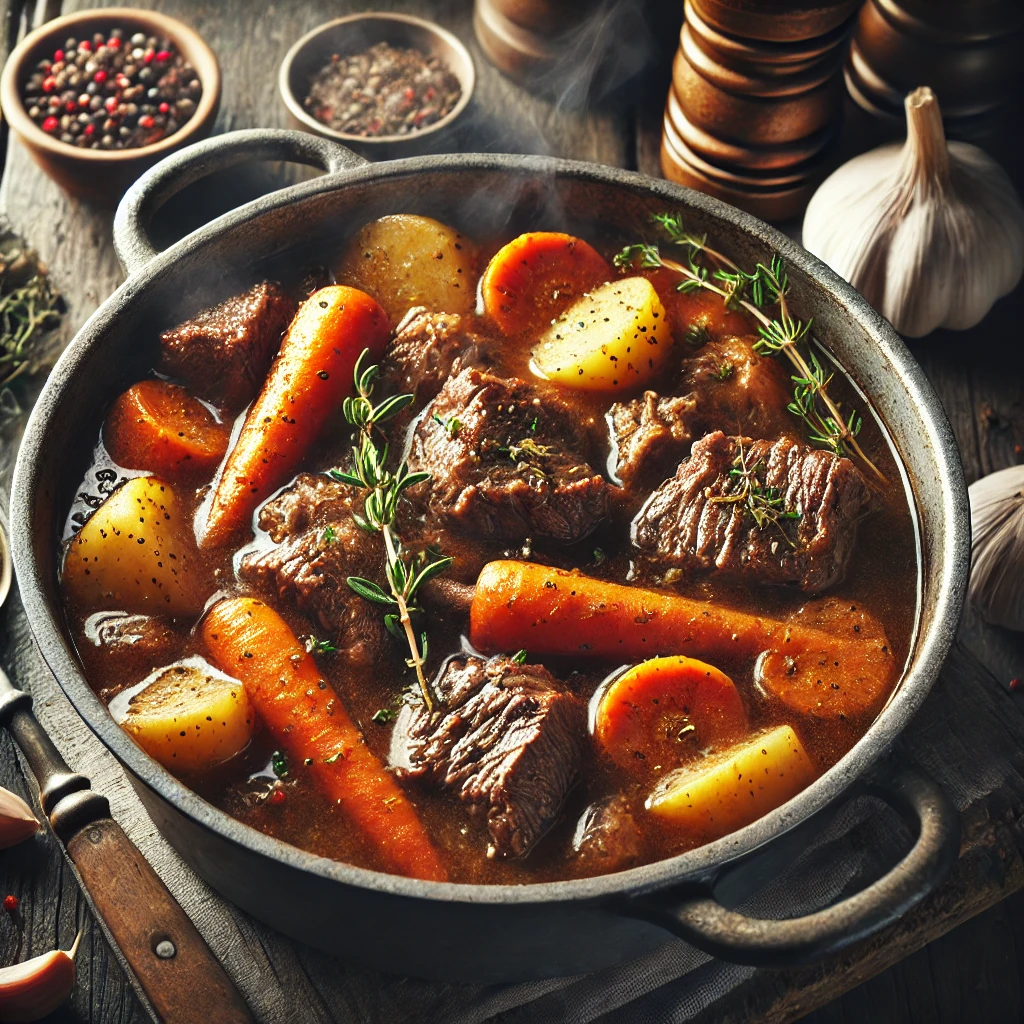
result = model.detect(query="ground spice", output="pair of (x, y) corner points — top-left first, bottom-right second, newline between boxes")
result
(21, 28), (202, 151)
(304, 41), (461, 138)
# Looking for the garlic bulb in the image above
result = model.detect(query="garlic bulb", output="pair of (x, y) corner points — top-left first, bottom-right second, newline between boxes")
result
(968, 464), (1024, 631)
(803, 87), (1024, 338)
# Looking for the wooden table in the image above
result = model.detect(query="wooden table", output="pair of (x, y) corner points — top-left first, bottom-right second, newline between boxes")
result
(0, 2), (1022, 1022)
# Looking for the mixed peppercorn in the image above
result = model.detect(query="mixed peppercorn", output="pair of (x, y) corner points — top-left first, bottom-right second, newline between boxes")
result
(21, 28), (202, 150)
(304, 42), (461, 138)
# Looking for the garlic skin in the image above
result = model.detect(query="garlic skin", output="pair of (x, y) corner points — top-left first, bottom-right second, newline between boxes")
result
(803, 87), (1024, 338)
(968, 464), (1024, 631)
(0, 786), (38, 849)
(0, 933), (79, 1023)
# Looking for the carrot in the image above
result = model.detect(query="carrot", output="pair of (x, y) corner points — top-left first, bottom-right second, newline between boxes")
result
(201, 286), (390, 548)
(103, 379), (230, 480)
(470, 561), (895, 721)
(479, 232), (611, 336)
(202, 597), (447, 882)
(594, 656), (747, 772)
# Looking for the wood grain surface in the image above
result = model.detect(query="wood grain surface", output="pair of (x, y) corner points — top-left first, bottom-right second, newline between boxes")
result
(0, 1), (1020, 1023)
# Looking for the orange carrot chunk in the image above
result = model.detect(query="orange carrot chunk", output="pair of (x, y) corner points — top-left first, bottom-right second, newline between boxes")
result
(202, 597), (447, 882)
(470, 561), (894, 721)
(479, 232), (611, 336)
(103, 379), (230, 481)
(201, 286), (390, 548)
(594, 656), (747, 773)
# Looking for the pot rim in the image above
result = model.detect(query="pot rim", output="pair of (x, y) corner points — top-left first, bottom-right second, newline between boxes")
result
(11, 151), (970, 907)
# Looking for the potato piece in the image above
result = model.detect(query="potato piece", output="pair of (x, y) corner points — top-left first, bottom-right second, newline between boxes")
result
(334, 214), (479, 322)
(62, 476), (206, 618)
(530, 276), (670, 390)
(646, 724), (816, 840)
(112, 656), (253, 775)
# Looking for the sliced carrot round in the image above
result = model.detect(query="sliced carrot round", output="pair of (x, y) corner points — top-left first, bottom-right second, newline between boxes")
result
(103, 379), (230, 481)
(479, 232), (611, 336)
(594, 655), (748, 773)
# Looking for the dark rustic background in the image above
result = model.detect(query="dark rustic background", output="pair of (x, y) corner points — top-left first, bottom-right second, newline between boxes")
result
(0, 1), (1021, 1022)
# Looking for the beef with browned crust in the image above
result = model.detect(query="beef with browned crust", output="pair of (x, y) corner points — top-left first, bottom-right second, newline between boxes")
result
(159, 282), (296, 412)
(238, 473), (386, 669)
(394, 654), (586, 859)
(409, 367), (608, 543)
(632, 430), (870, 592)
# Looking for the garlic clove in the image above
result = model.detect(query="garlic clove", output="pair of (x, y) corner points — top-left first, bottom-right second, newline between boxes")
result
(0, 786), (38, 849)
(803, 87), (1024, 339)
(968, 465), (1024, 632)
(0, 932), (79, 1023)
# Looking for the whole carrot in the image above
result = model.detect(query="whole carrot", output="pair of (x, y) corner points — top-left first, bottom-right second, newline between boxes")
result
(470, 561), (895, 720)
(202, 597), (447, 882)
(201, 286), (389, 548)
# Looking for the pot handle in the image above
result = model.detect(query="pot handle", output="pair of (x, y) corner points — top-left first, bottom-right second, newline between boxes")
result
(113, 128), (368, 276)
(618, 761), (960, 967)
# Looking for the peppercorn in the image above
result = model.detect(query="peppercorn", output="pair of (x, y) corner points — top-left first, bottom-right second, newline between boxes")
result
(19, 25), (201, 151)
(3, 895), (19, 913)
(268, 786), (286, 806)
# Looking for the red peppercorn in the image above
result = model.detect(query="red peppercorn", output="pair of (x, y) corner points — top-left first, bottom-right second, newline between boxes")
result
(93, 69), (107, 84)
(41, 115), (58, 132)
(106, 36), (120, 49)
(268, 787), (286, 806)
(404, 86), (415, 101)
(65, 101), (76, 112)
(138, 114), (155, 129)
(53, 49), (64, 62)
(158, 102), (170, 114)
(3, 896), (18, 913)
(156, 50), (171, 62)
(144, 50), (155, 64)
(79, 40), (91, 52)
(41, 76), (56, 93)
(84, 123), (95, 136)
(1011, 678), (1021, 691)
(104, 96), (118, 113)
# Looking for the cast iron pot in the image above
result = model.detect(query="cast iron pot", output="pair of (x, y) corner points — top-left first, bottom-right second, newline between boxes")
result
(11, 129), (968, 983)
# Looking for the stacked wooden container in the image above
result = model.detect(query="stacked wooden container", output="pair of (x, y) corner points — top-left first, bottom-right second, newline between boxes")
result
(661, 0), (861, 221)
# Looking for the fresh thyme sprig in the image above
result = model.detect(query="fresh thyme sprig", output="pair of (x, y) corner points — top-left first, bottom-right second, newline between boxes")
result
(615, 213), (886, 483)
(707, 440), (801, 543)
(330, 349), (452, 711)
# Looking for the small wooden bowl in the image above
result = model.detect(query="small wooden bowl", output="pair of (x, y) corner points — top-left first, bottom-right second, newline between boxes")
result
(279, 13), (475, 158)
(0, 8), (220, 206)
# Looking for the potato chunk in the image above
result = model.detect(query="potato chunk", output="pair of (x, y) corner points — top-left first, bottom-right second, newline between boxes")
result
(334, 214), (479, 322)
(62, 476), (206, 618)
(646, 724), (816, 840)
(530, 276), (670, 390)
(112, 657), (253, 775)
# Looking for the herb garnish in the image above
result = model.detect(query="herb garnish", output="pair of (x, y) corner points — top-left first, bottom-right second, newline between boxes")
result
(713, 361), (734, 382)
(512, 649), (528, 665)
(322, 525), (337, 544)
(302, 634), (337, 655)
(371, 707), (397, 724)
(615, 213), (885, 482)
(432, 413), (462, 437)
(271, 750), (288, 779)
(332, 349), (452, 711)
(0, 245), (62, 389)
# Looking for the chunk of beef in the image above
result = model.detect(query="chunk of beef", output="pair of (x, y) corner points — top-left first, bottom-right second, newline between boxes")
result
(632, 431), (870, 592)
(679, 335), (791, 439)
(394, 655), (586, 859)
(381, 307), (485, 404)
(409, 367), (608, 543)
(159, 282), (296, 412)
(77, 612), (185, 699)
(607, 337), (790, 491)
(607, 391), (696, 488)
(572, 796), (643, 875)
(238, 473), (386, 668)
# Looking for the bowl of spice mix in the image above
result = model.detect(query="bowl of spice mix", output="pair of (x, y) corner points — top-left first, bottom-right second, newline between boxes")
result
(1, 8), (220, 205)
(279, 13), (474, 156)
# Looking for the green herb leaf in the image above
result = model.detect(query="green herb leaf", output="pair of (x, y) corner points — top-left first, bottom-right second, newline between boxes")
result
(372, 708), (397, 724)
(512, 649), (528, 665)
(346, 576), (396, 606)
(271, 750), (288, 779)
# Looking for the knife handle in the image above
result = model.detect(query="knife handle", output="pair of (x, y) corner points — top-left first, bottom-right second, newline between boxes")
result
(66, 817), (254, 1024)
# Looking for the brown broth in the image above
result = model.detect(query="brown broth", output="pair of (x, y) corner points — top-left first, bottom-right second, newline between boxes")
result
(60, 229), (920, 885)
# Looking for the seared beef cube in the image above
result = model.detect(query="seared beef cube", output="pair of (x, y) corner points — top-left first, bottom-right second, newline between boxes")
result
(608, 391), (696, 488)
(632, 431), (870, 592)
(572, 796), (643, 874)
(381, 307), (485, 404)
(159, 282), (296, 412)
(76, 612), (185, 699)
(395, 655), (586, 859)
(239, 474), (386, 669)
(678, 335), (791, 440)
(409, 367), (608, 543)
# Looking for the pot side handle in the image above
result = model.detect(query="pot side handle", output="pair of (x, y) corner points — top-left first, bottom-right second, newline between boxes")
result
(112, 128), (368, 276)
(617, 761), (960, 967)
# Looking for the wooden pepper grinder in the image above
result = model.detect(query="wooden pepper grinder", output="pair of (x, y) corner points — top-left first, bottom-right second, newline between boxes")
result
(661, 0), (861, 221)
(846, 0), (1024, 137)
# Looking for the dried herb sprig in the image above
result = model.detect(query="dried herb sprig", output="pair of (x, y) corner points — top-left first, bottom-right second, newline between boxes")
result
(615, 213), (885, 483)
(0, 245), (62, 389)
(330, 350), (452, 711)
